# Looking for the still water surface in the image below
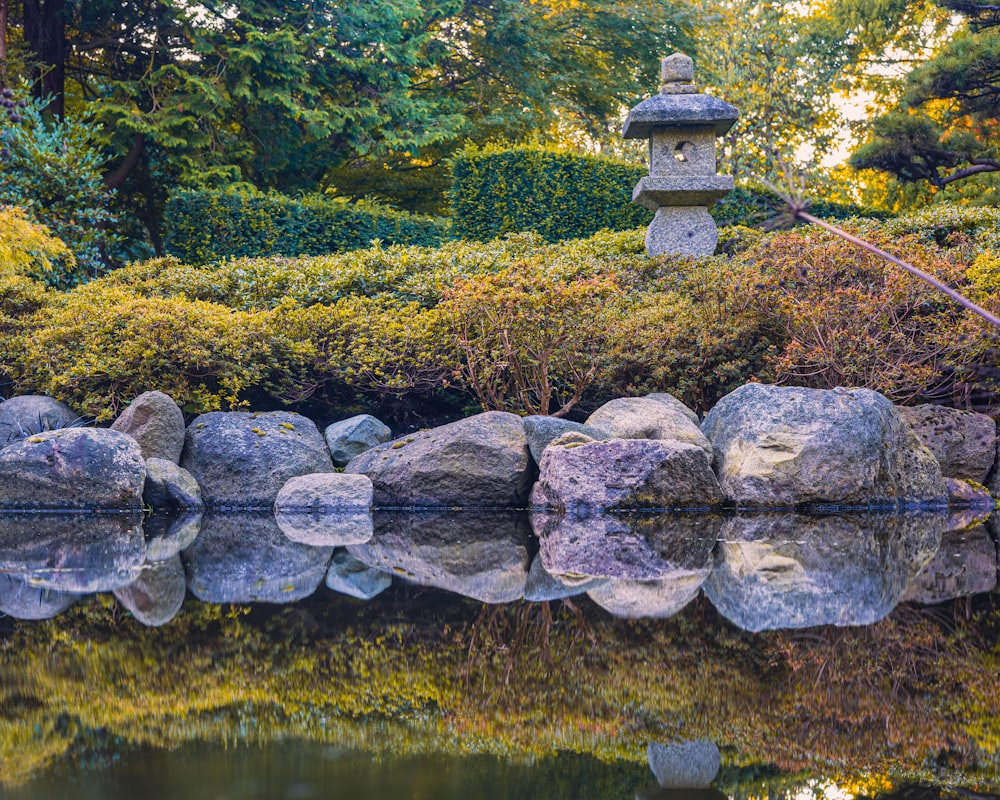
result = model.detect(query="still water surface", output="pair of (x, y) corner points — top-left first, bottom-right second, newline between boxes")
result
(1, 507), (998, 798)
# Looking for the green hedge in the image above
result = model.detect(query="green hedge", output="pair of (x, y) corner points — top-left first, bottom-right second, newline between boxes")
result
(449, 145), (887, 244)
(449, 145), (651, 243)
(163, 191), (449, 264)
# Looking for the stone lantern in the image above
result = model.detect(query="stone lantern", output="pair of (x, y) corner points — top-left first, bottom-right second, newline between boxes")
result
(623, 53), (739, 257)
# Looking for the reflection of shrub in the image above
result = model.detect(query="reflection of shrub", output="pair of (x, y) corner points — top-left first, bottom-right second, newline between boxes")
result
(744, 227), (995, 405)
(441, 263), (622, 417)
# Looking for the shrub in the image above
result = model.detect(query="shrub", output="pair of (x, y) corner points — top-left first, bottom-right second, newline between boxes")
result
(440, 262), (623, 417)
(0, 90), (117, 286)
(163, 190), (449, 264)
(0, 206), (74, 278)
(743, 226), (995, 405)
(601, 257), (781, 415)
(448, 144), (651, 243)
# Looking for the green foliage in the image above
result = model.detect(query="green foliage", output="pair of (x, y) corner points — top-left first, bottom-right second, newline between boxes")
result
(448, 144), (651, 243)
(163, 190), (449, 265)
(0, 89), (117, 286)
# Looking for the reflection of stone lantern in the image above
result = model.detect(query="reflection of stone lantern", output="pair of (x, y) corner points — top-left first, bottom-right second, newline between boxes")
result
(623, 53), (739, 257)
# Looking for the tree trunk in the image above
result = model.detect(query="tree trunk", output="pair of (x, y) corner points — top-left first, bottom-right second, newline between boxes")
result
(0, 0), (8, 86)
(22, 0), (67, 117)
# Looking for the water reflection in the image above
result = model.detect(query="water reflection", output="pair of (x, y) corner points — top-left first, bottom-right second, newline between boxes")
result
(702, 512), (945, 631)
(347, 511), (532, 603)
(182, 511), (334, 603)
(0, 506), (994, 626)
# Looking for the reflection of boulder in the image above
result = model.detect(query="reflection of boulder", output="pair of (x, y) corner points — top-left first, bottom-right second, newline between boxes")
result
(0, 428), (146, 509)
(702, 384), (946, 507)
(532, 511), (719, 619)
(182, 511), (333, 603)
(143, 510), (202, 561)
(533, 511), (720, 581)
(113, 555), (186, 626)
(903, 525), (997, 604)
(347, 511), (531, 603)
(523, 555), (606, 602)
(703, 513), (944, 631)
(587, 573), (708, 620)
(325, 551), (392, 600)
(637, 790), (728, 800)
(647, 740), (720, 789)
(0, 574), (78, 620)
(0, 513), (146, 593)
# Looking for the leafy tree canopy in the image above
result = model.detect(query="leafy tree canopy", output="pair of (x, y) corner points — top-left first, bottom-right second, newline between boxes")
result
(852, 0), (1000, 193)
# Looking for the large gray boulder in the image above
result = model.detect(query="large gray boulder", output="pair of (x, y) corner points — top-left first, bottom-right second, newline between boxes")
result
(647, 740), (721, 789)
(274, 473), (374, 546)
(902, 525), (997, 604)
(182, 511), (334, 603)
(585, 396), (712, 458)
(530, 438), (723, 512)
(144, 457), (202, 510)
(113, 555), (187, 627)
(0, 395), (79, 448)
(0, 513), (147, 593)
(347, 510), (531, 603)
(110, 391), (186, 463)
(701, 384), (946, 507)
(324, 414), (392, 467)
(645, 392), (700, 425)
(182, 411), (334, 507)
(0, 428), (146, 509)
(345, 411), (534, 508)
(899, 404), (996, 483)
(521, 415), (609, 465)
(702, 512), (944, 631)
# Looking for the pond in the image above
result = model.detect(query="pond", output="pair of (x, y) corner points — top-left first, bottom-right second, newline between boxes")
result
(1, 507), (998, 799)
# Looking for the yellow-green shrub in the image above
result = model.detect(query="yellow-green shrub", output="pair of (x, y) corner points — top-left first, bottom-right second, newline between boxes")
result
(8, 285), (296, 419)
(0, 206), (74, 278)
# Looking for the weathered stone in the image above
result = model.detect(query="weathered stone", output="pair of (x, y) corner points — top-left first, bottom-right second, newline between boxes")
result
(531, 438), (722, 512)
(647, 740), (721, 789)
(533, 510), (720, 580)
(701, 384), (946, 507)
(899, 404), (996, 483)
(0, 574), (78, 620)
(0, 395), (79, 448)
(144, 457), (203, 510)
(0, 428), (146, 509)
(702, 512), (944, 631)
(661, 53), (694, 85)
(113, 555), (187, 627)
(903, 525), (998, 604)
(274, 470), (373, 547)
(182, 511), (333, 603)
(143, 510), (202, 562)
(646, 392), (700, 425)
(623, 92), (739, 139)
(348, 511), (531, 604)
(585, 396), (711, 457)
(324, 414), (393, 467)
(0, 513), (146, 593)
(633, 178), (734, 210)
(587, 573), (708, 619)
(944, 477), (995, 509)
(522, 415), (609, 464)
(110, 391), (186, 463)
(182, 411), (334, 507)
(325, 551), (392, 600)
(345, 411), (534, 508)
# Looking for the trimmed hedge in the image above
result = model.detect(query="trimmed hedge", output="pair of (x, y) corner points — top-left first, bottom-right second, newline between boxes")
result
(448, 145), (886, 244)
(449, 145), (651, 243)
(163, 190), (449, 265)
